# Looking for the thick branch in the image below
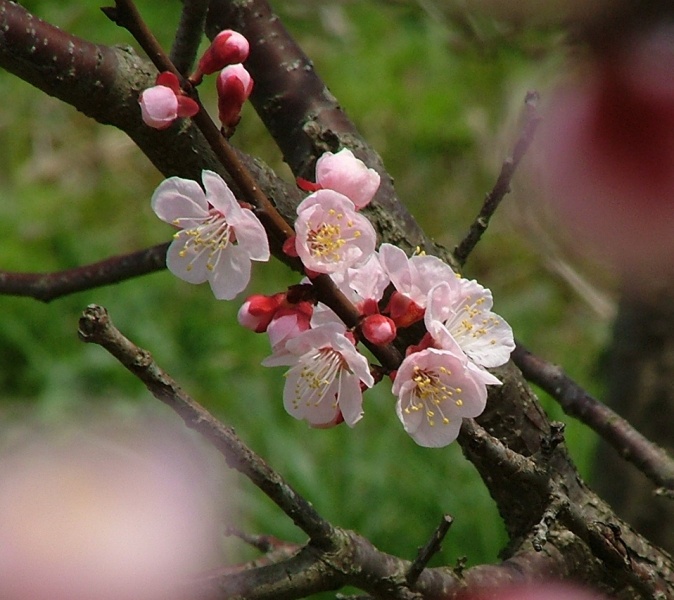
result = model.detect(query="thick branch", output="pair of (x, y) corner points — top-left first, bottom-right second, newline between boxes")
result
(512, 342), (674, 493)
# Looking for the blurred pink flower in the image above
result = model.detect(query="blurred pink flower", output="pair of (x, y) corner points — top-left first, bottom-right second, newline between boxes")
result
(0, 422), (222, 600)
(538, 26), (674, 284)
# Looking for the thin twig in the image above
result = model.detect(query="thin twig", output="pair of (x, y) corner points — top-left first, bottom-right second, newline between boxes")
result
(77, 304), (338, 549)
(0, 243), (168, 302)
(169, 0), (210, 75)
(453, 90), (540, 266)
(512, 342), (674, 493)
(406, 514), (453, 586)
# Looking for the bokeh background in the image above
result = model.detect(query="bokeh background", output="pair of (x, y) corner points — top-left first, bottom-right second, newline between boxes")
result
(0, 0), (611, 588)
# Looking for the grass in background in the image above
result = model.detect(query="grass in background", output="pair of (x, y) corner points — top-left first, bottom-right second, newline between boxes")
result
(0, 0), (611, 588)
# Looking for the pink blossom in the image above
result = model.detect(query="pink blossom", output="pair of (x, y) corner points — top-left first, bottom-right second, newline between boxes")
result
(216, 64), (254, 130)
(392, 348), (498, 447)
(139, 72), (198, 130)
(379, 243), (456, 307)
(264, 323), (374, 427)
(315, 148), (381, 209)
(151, 170), (269, 300)
(425, 280), (514, 369)
(192, 30), (249, 84)
(378, 243), (456, 327)
(0, 423), (222, 600)
(294, 189), (377, 274)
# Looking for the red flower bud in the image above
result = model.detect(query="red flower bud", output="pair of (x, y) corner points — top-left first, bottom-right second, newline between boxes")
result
(192, 30), (249, 85)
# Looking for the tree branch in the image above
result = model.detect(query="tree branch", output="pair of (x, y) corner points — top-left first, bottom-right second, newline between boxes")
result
(512, 342), (674, 493)
(453, 90), (540, 266)
(0, 244), (168, 303)
(205, 0), (447, 263)
(170, 0), (210, 75)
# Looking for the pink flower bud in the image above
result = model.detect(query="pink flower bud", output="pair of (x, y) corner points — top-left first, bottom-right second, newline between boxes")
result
(361, 314), (397, 345)
(238, 293), (284, 333)
(139, 72), (198, 130)
(192, 30), (250, 84)
(139, 85), (179, 130)
(216, 64), (254, 130)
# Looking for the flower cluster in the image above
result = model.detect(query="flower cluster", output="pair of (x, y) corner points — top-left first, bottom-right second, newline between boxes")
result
(236, 149), (514, 447)
(142, 31), (514, 446)
(139, 29), (253, 133)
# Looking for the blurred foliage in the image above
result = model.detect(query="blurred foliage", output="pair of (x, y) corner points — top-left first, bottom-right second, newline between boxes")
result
(0, 0), (611, 590)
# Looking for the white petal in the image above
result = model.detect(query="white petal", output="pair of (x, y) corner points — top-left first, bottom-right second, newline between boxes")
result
(201, 170), (240, 215)
(231, 209), (270, 261)
(165, 234), (210, 284)
(337, 374), (365, 427)
(152, 177), (208, 225)
(207, 247), (252, 300)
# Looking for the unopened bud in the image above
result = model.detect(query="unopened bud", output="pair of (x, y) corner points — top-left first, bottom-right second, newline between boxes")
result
(216, 64), (254, 130)
(139, 72), (198, 130)
(361, 314), (397, 345)
(192, 30), (250, 85)
(385, 291), (425, 328)
(237, 293), (284, 333)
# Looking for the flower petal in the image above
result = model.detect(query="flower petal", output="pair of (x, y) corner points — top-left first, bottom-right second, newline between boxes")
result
(151, 177), (208, 225)
(207, 246), (252, 300)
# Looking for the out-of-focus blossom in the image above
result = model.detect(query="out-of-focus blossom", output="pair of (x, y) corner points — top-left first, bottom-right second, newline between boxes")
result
(264, 323), (373, 427)
(294, 189), (377, 275)
(216, 64), (254, 130)
(0, 421), (223, 600)
(392, 347), (498, 447)
(192, 30), (249, 85)
(152, 170), (269, 300)
(537, 26), (674, 285)
(425, 280), (514, 369)
(139, 72), (199, 130)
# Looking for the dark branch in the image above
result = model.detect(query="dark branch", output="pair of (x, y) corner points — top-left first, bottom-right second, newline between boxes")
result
(169, 0), (210, 75)
(406, 514), (453, 587)
(0, 244), (169, 303)
(453, 91), (540, 266)
(512, 342), (674, 493)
